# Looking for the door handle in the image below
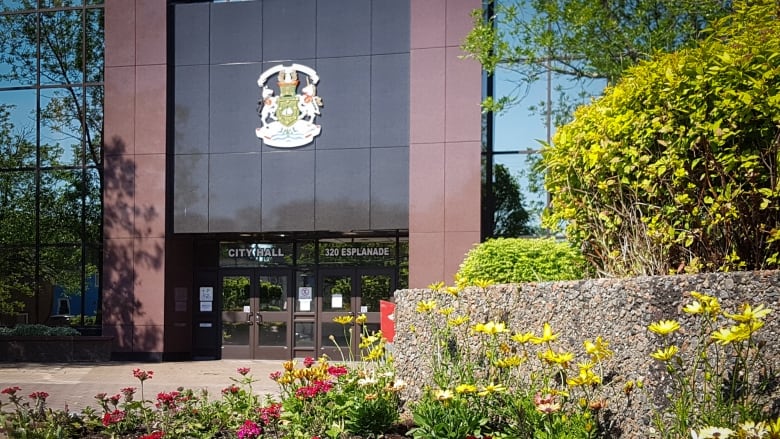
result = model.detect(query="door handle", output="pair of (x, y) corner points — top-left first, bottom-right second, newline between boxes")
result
(255, 312), (263, 324)
(247, 313), (254, 325)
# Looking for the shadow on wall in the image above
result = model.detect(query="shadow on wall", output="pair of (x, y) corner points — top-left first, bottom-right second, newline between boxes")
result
(102, 136), (164, 358)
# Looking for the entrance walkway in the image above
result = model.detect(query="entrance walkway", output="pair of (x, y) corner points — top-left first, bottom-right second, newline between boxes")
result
(0, 360), (282, 412)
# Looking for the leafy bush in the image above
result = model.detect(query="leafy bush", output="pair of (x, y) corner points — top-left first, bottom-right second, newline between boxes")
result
(542, 0), (780, 276)
(456, 237), (587, 285)
(0, 324), (80, 337)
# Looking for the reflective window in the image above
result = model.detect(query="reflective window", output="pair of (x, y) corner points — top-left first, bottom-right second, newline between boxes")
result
(0, 2), (103, 330)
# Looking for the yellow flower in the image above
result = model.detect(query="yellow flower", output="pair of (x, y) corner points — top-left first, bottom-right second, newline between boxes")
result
(333, 315), (354, 325)
(416, 300), (436, 313)
(437, 307), (454, 316)
(364, 344), (385, 361)
(583, 336), (613, 361)
(567, 362), (602, 387)
(683, 300), (704, 315)
(445, 286), (460, 296)
(648, 319), (680, 336)
(690, 291), (722, 318)
(282, 360), (296, 371)
(434, 389), (454, 401)
(494, 355), (525, 368)
(539, 348), (574, 367)
(455, 383), (477, 394)
(355, 314), (367, 324)
(474, 279), (494, 288)
(724, 303), (772, 323)
(767, 417), (780, 436)
(447, 315), (470, 327)
(531, 322), (558, 344)
(650, 345), (679, 361)
(737, 420), (768, 438)
(512, 331), (535, 344)
(427, 281), (445, 292)
(472, 321), (509, 335)
(477, 384), (506, 396)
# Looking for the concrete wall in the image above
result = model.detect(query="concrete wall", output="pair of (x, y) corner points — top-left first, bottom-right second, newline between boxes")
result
(394, 271), (780, 436)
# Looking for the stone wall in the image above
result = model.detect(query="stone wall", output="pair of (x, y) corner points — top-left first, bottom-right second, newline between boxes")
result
(393, 271), (780, 437)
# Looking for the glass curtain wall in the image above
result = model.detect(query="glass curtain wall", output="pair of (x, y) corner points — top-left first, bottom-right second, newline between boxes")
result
(0, 0), (104, 330)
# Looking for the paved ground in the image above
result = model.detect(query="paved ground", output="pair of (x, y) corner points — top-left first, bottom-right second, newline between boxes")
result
(0, 360), (283, 413)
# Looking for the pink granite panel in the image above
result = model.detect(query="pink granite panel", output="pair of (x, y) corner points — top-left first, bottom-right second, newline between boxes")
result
(105, 0), (135, 67)
(133, 237), (166, 326)
(133, 324), (164, 352)
(409, 232), (446, 288)
(133, 155), (166, 238)
(444, 141), (481, 232)
(104, 66), (135, 156)
(445, 47), (482, 143)
(410, 48), (446, 144)
(134, 65), (167, 155)
(103, 154), (135, 239)
(409, 143), (445, 233)
(446, 0), (482, 47)
(444, 230), (481, 283)
(102, 324), (134, 352)
(135, 0), (167, 66)
(411, 0), (446, 49)
(102, 237), (134, 326)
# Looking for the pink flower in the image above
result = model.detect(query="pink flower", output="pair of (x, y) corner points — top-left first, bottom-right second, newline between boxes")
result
(156, 391), (181, 410)
(139, 431), (165, 439)
(294, 380), (333, 399)
(303, 357), (315, 368)
(257, 402), (282, 425)
(109, 393), (121, 405)
(29, 391), (49, 401)
(327, 365), (348, 377)
(237, 367), (251, 376)
(269, 371), (282, 381)
(2, 386), (21, 395)
(102, 409), (126, 426)
(236, 419), (262, 439)
(132, 368), (154, 382)
(222, 385), (240, 395)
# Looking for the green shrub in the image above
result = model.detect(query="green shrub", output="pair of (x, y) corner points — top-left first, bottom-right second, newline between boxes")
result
(0, 324), (80, 337)
(456, 237), (587, 285)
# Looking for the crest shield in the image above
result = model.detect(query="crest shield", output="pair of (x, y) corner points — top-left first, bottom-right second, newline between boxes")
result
(276, 95), (300, 127)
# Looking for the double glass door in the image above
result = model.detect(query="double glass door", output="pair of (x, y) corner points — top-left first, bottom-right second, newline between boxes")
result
(220, 269), (291, 360)
(219, 268), (395, 360)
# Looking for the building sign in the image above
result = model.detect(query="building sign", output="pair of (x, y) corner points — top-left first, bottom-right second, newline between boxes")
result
(319, 242), (395, 265)
(219, 243), (293, 267)
(255, 63), (323, 148)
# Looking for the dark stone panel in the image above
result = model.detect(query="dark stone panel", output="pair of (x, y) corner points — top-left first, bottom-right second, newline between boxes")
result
(316, 0), (370, 58)
(313, 56), (371, 149)
(261, 149), (315, 231)
(174, 65), (209, 155)
(209, 63), (264, 154)
(372, 0), (410, 54)
(174, 3), (209, 66)
(370, 147), (409, 229)
(262, 0), (315, 61)
(208, 152), (262, 233)
(315, 149), (370, 231)
(210, 1), (263, 64)
(371, 53), (410, 147)
(173, 154), (209, 233)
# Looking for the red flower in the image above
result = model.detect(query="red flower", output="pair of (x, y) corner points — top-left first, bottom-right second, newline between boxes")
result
(139, 431), (165, 439)
(222, 384), (240, 395)
(132, 368), (154, 382)
(29, 391), (49, 401)
(108, 393), (121, 405)
(303, 357), (315, 368)
(327, 365), (348, 377)
(269, 371), (282, 381)
(1, 386), (21, 395)
(155, 391), (181, 409)
(101, 409), (126, 426)
(237, 367), (251, 376)
(257, 402), (282, 425)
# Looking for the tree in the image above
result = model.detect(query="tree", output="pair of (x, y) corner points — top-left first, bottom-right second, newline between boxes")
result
(462, 0), (732, 117)
(542, 0), (780, 276)
(487, 164), (533, 237)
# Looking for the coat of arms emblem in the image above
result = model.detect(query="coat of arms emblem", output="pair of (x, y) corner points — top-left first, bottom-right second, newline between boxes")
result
(255, 63), (323, 148)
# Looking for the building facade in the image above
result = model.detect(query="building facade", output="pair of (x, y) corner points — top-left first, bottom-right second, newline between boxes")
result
(99, 0), (481, 360)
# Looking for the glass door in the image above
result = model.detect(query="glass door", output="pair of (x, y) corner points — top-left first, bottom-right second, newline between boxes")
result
(220, 269), (292, 359)
(318, 268), (395, 361)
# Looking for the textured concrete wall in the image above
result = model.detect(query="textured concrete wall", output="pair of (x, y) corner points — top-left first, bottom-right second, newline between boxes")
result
(393, 271), (780, 436)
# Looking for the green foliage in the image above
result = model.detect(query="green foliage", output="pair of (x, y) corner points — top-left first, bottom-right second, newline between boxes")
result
(542, 0), (780, 276)
(0, 324), (80, 337)
(487, 164), (534, 237)
(456, 237), (587, 285)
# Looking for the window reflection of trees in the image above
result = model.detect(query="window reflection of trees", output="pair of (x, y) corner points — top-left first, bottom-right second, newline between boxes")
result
(0, 2), (104, 327)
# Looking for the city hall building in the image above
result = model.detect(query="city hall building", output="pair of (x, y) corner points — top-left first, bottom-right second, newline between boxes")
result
(0, 0), (483, 360)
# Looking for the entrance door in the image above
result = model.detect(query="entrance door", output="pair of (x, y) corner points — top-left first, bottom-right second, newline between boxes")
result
(318, 268), (395, 361)
(220, 269), (292, 360)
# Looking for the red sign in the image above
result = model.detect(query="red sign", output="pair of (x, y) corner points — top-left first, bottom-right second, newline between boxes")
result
(379, 300), (396, 343)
